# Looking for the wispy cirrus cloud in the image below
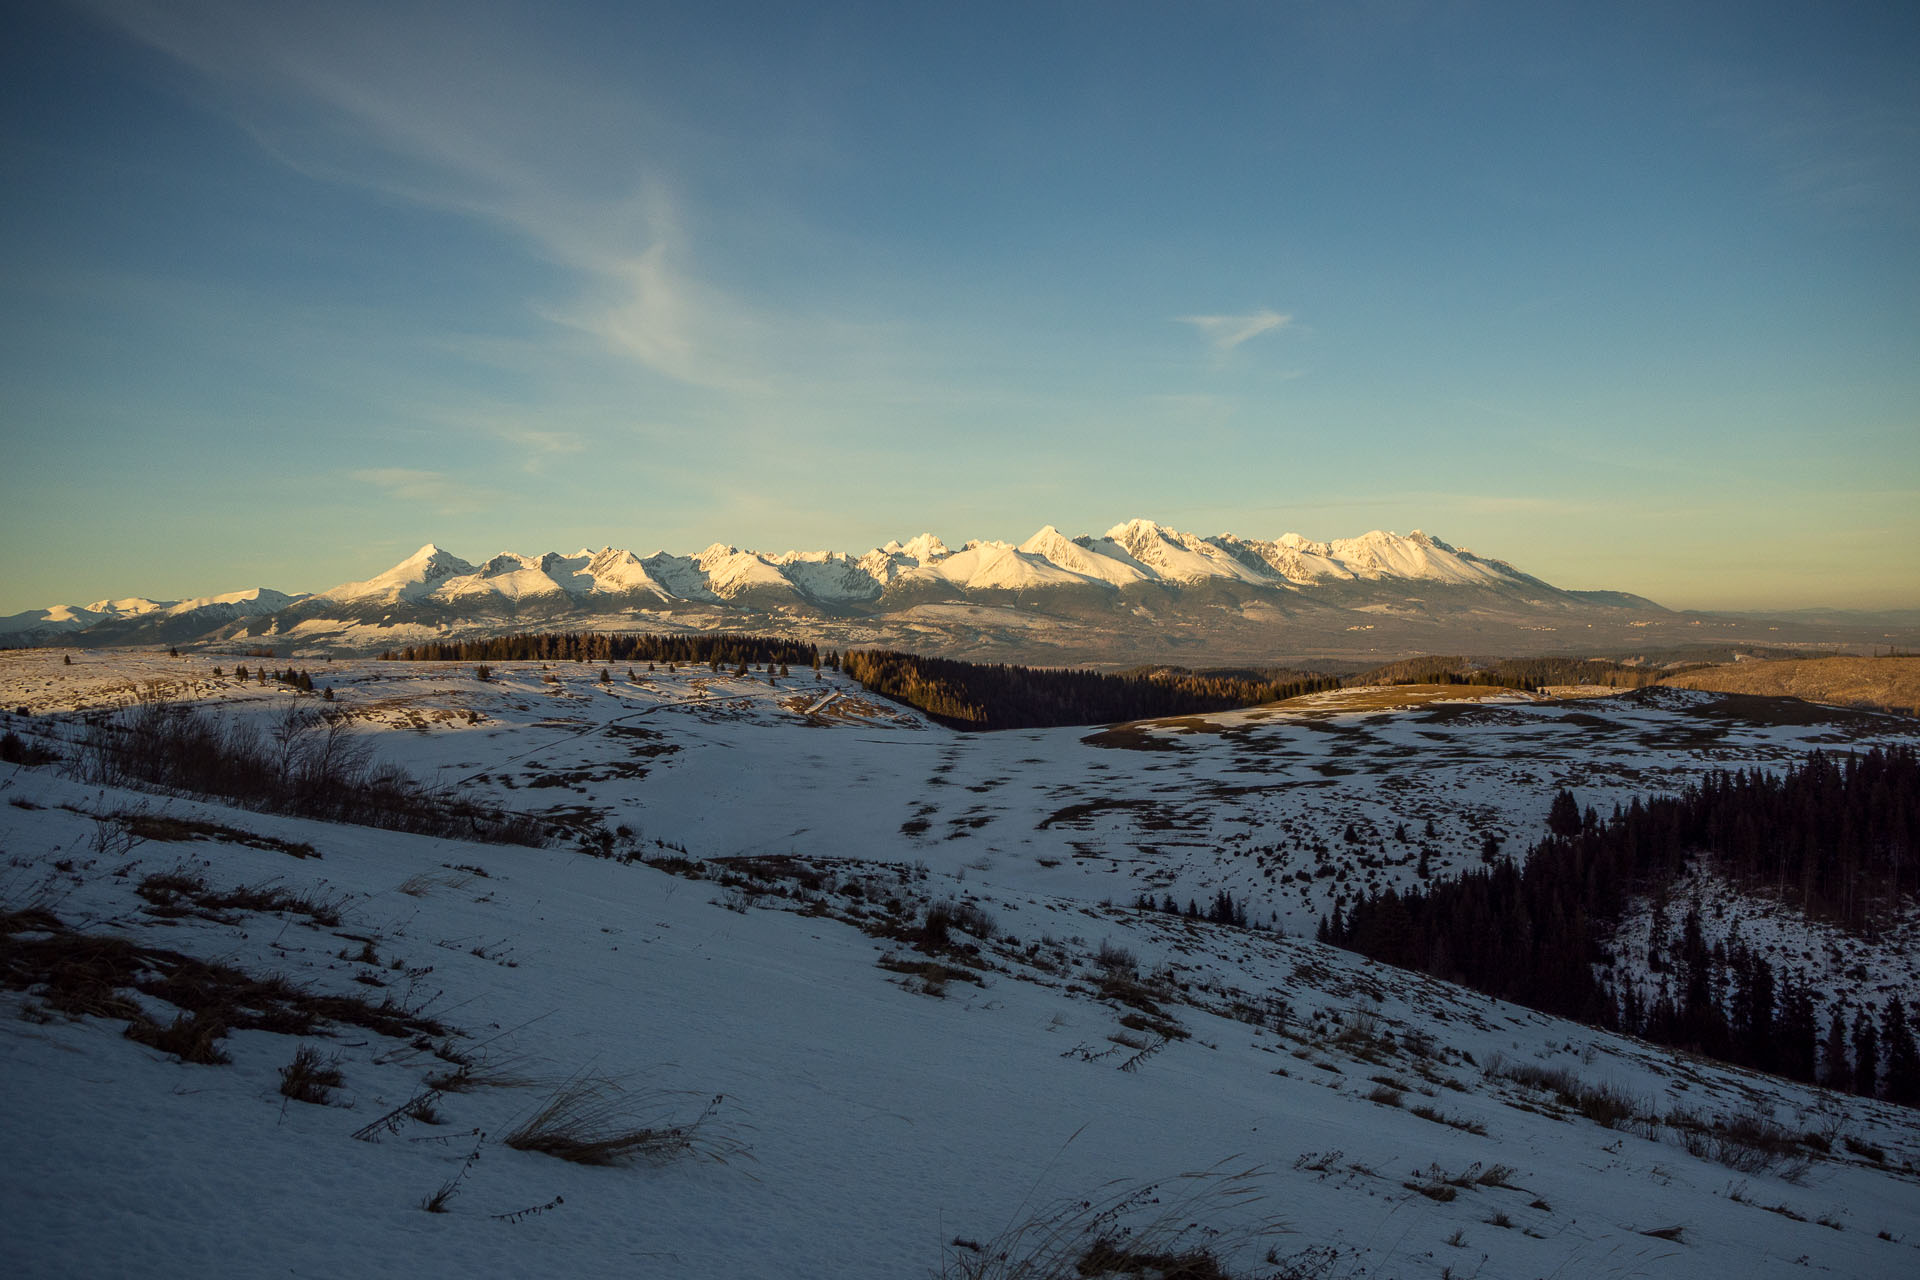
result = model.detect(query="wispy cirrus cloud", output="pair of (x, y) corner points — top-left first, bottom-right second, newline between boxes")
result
(352, 468), (501, 514)
(77, 0), (793, 395)
(1176, 308), (1291, 354)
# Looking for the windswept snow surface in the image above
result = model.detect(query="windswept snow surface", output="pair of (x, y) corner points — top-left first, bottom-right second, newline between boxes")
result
(2, 650), (1918, 1278)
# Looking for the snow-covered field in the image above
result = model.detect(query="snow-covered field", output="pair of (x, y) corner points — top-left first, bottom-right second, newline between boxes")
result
(3, 649), (1917, 1277)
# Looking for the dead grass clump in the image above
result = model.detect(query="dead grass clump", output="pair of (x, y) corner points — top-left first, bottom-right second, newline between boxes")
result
(2, 909), (445, 1054)
(1072, 1237), (1233, 1278)
(0, 907), (66, 937)
(940, 1162), (1282, 1280)
(1408, 1105), (1487, 1135)
(503, 1074), (737, 1167)
(117, 812), (318, 858)
(134, 866), (346, 926)
(643, 854), (706, 878)
(1842, 1135), (1886, 1163)
(126, 1010), (230, 1064)
(198, 882), (346, 926)
(879, 952), (985, 997)
(2, 925), (146, 1020)
(425, 1056), (534, 1093)
(1118, 1010), (1190, 1042)
(279, 1044), (344, 1103)
(136, 867), (210, 907)
(1474, 1163), (1517, 1188)
(1490, 1059), (1578, 1095)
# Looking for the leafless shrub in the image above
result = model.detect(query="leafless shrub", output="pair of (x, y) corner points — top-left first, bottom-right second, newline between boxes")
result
(1095, 939), (1138, 974)
(1670, 1106), (1808, 1177)
(1490, 1058), (1644, 1130)
(78, 702), (544, 845)
(930, 898), (999, 941)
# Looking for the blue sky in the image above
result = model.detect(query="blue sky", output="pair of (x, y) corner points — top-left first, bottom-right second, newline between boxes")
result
(3, 0), (1916, 613)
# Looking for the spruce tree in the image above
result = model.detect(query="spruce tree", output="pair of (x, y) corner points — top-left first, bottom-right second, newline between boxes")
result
(1821, 1007), (1850, 1089)
(1547, 789), (1581, 837)
(1852, 1008), (1881, 1098)
(1775, 975), (1816, 1084)
(1883, 997), (1920, 1106)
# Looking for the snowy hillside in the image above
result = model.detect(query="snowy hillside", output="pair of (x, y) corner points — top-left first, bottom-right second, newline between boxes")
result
(3, 650), (1917, 1278)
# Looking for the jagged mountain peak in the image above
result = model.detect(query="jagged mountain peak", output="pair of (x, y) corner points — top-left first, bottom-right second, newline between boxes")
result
(3, 518), (1671, 652)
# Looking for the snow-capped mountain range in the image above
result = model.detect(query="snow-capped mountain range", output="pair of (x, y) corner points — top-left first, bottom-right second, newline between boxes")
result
(0, 588), (303, 638)
(0, 517), (1713, 660)
(302, 521), (1547, 608)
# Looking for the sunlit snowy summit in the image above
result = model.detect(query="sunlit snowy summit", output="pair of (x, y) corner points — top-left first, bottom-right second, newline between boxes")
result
(2, 518), (1683, 659)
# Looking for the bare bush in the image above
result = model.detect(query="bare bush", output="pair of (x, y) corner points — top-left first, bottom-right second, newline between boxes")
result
(1670, 1106), (1809, 1177)
(1490, 1058), (1645, 1131)
(77, 702), (544, 845)
(1095, 939), (1138, 974)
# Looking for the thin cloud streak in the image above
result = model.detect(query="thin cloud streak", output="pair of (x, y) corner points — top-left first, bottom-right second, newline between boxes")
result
(352, 468), (501, 514)
(1177, 308), (1291, 353)
(79, 1), (791, 394)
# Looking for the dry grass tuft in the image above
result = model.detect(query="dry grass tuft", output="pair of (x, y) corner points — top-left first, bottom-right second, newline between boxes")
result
(126, 1010), (230, 1064)
(939, 1160), (1284, 1280)
(878, 952), (986, 997)
(503, 1072), (740, 1167)
(2, 908), (447, 1058)
(425, 1056), (535, 1093)
(279, 1044), (344, 1103)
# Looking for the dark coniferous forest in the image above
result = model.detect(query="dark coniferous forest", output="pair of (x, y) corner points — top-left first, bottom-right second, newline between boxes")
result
(385, 634), (1339, 728)
(843, 649), (1338, 730)
(386, 632), (821, 668)
(1324, 745), (1920, 1103)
